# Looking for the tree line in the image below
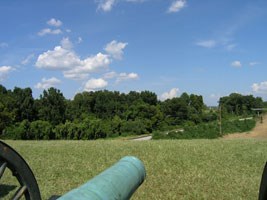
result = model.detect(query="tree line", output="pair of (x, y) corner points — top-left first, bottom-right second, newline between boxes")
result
(0, 84), (264, 140)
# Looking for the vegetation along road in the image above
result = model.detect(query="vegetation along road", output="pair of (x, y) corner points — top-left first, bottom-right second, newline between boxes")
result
(224, 114), (267, 139)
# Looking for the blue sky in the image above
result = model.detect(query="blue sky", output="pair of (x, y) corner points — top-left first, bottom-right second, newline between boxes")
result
(1, 0), (267, 105)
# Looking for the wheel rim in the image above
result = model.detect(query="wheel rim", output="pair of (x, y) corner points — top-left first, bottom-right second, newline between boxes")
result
(0, 141), (41, 200)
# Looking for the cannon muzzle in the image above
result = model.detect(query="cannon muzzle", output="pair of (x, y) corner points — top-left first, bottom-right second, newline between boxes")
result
(58, 156), (146, 200)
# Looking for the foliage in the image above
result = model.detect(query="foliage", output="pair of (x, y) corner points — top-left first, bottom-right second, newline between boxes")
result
(219, 93), (264, 116)
(36, 87), (66, 125)
(153, 119), (256, 139)
(120, 119), (149, 135)
(1, 120), (54, 140)
(0, 84), (262, 140)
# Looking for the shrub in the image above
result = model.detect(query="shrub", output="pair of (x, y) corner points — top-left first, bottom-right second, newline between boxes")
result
(153, 119), (256, 140)
(29, 120), (54, 140)
(2, 120), (30, 140)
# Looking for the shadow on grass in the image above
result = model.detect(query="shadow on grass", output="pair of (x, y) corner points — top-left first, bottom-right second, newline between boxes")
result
(48, 195), (61, 200)
(0, 184), (17, 198)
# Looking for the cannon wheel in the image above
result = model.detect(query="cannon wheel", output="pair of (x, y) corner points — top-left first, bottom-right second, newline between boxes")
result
(0, 141), (41, 200)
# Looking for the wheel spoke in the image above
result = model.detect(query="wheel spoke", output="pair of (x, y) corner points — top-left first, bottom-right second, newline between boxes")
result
(12, 185), (27, 200)
(0, 161), (7, 179)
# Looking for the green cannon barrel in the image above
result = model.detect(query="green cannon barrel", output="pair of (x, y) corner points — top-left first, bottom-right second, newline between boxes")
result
(58, 156), (146, 200)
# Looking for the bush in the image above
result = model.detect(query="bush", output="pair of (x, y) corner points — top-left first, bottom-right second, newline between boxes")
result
(153, 119), (256, 140)
(29, 120), (54, 140)
(2, 120), (30, 140)
(121, 119), (149, 136)
(222, 119), (256, 134)
(2, 120), (54, 140)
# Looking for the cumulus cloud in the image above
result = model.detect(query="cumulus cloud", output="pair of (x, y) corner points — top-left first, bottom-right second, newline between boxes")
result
(36, 46), (81, 70)
(168, 0), (186, 13)
(231, 60), (242, 68)
(36, 38), (113, 80)
(104, 40), (128, 60)
(252, 81), (267, 94)
(160, 88), (180, 101)
(63, 53), (111, 79)
(196, 40), (217, 48)
(47, 18), (62, 27)
(35, 77), (61, 90)
(38, 28), (62, 36)
(0, 66), (14, 81)
(84, 78), (108, 91)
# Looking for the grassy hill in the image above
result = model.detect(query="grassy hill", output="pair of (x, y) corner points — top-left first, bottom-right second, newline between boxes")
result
(2, 139), (267, 199)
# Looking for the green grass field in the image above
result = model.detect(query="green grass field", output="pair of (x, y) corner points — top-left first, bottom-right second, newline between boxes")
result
(2, 139), (267, 200)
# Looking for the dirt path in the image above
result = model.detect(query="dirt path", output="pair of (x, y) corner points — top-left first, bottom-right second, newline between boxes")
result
(223, 115), (267, 139)
(132, 135), (152, 141)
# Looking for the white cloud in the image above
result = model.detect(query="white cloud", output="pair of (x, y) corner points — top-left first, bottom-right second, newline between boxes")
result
(47, 18), (62, 27)
(116, 72), (139, 83)
(38, 28), (62, 36)
(60, 37), (73, 49)
(21, 54), (35, 65)
(0, 42), (8, 48)
(168, 0), (186, 13)
(0, 66), (14, 81)
(36, 38), (113, 80)
(63, 72), (89, 81)
(36, 46), (81, 70)
(160, 88), (180, 101)
(98, 0), (116, 12)
(103, 71), (139, 83)
(35, 77), (61, 89)
(196, 40), (217, 48)
(231, 60), (242, 68)
(252, 81), (267, 94)
(84, 78), (108, 91)
(249, 62), (260, 66)
(64, 53), (111, 79)
(97, 0), (146, 12)
(104, 40), (128, 60)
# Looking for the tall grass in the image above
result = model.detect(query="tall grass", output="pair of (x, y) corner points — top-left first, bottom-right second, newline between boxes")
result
(1, 139), (267, 200)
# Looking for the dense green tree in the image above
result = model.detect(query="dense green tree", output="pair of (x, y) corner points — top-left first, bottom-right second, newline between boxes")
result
(37, 87), (66, 125)
(66, 91), (95, 120)
(12, 87), (35, 121)
(140, 91), (158, 105)
(219, 93), (264, 115)
(161, 97), (189, 125)
(0, 85), (15, 134)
